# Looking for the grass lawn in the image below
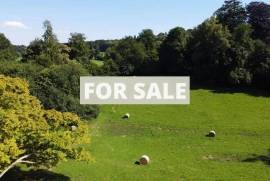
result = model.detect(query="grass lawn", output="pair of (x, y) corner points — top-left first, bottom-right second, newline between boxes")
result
(91, 59), (104, 67)
(54, 89), (270, 181)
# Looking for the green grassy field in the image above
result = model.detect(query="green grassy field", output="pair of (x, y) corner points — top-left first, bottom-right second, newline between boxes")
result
(54, 89), (270, 181)
(91, 59), (104, 67)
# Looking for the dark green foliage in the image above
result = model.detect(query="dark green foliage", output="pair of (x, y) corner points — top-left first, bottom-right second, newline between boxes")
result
(189, 18), (231, 83)
(83, 60), (103, 76)
(0, 61), (43, 87)
(22, 21), (70, 66)
(88, 40), (118, 57)
(229, 67), (252, 85)
(0, 61), (99, 120)
(247, 2), (270, 45)
(68, 33), (91, 64)
(1, 21), (99, 120)
(22, 39), (43, 62)
(100, 59), (120, 76)
(249, 40), (270, 89)
(0, 33), (18, 61)
(109, 37), (147, 75)
(228, 24), (254, 85)
(138, 29), (158, 62)
(215, 0), (247, 31)
(156, 33), (167, 46)
(159, 27), (189, 75)
(13, 45), (26, 57)
(33, 62), (99, 119)
(137, 29), (159, 75)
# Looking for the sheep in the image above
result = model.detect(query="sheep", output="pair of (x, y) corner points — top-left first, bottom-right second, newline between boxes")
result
(122, 113), (130, 119)
(206, 130), (216, 137)
(71, 125), (77, 131)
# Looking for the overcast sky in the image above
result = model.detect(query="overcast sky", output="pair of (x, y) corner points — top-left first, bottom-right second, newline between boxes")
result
(0, 0), (256, 45)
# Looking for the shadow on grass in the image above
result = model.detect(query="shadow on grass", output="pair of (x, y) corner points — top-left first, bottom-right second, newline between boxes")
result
(191, 84), (270, 98)
(1, 167), (70, 181)
(243, 150), (270, 166)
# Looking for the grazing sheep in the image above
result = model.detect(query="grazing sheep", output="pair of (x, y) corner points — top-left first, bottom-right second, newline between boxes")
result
(71, 125), (77, 131)
(206, 130), (216, 137)
(122, 113), (130, 119)
(139, 155), (150, 165)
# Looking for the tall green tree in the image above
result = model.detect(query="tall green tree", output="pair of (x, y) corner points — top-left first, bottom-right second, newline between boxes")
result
(247, 1), (270, 45)
(248, 40), (270, 89)
(109, 37), (146, 75)
(228, 24), (254, 85)
(189, 18), (231, 83)
(0, 33), (18, 61)
(23, 20), (70, 66)
(138, 29), (158, 61)
(159, 27), (189, 75)
(22, 38), (43, 63)
(68, 33), (91, 64)
(41, 20), (70, 66)
(215, 0), (247, 31)
(100, 59), (120, 76)
(137, 29), (159, 75)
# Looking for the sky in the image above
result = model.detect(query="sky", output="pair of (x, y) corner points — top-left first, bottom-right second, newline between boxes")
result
(0, 0), (258, 45)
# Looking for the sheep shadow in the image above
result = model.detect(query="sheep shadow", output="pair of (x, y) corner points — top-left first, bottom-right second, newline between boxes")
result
(242, 150), (270, 166)
(1, 167), (70, 181)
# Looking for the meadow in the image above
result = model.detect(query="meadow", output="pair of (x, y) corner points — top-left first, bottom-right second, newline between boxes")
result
(53, 89), (270, 181)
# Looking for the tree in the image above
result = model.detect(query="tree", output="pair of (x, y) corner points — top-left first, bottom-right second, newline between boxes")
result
(228, 24), (254, 85)
(0, 75), (91, 175)
(13, 45), (26, 57)
(88, 40), (117, 59)
(42, 20), (57, 43)
(248, 40), (270, 89)
(189, 18), (231, 83)
(138, 29), (158, 61)
(33, 62), (99, 119)
(41, 20), (70, 66)
(137, 29), (159, 75)
(23, 20), (70, 66)
(0, 61), (43, 90)
(100, 59), (120, 76)
(159, 27), (189, 75)
(22, 39), (44, 63)
(156, 33), (167, 46)
(109, 37), (146, 75)
(247, 2), (270, 45)
(215, 0), (247, 31)
(0, 33), (18, 61)
(68, 33), (91, 64)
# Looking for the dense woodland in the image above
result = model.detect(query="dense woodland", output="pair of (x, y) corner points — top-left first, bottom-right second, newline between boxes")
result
(0, 0), (269, 119)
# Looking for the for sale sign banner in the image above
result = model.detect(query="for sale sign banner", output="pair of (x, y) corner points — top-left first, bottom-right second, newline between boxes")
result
(80, 77), (190, 105)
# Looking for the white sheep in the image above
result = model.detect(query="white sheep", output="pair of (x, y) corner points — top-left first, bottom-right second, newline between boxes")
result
(71, 125), (77, 131)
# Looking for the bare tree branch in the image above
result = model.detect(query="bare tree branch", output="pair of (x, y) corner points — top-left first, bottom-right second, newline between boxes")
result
(0, 154), (35, 178)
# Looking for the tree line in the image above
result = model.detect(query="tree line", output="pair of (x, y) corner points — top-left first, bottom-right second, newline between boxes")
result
(107, 0), (270, 91)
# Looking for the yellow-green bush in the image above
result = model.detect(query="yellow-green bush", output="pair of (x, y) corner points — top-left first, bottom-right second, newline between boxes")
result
(0, 75), (91, 172)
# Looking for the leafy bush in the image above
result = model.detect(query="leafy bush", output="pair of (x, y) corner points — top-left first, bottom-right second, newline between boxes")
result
(33, 62), (99, 119)
(0, 75), (91, 173)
